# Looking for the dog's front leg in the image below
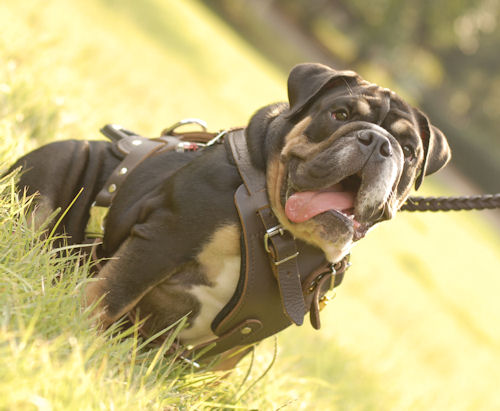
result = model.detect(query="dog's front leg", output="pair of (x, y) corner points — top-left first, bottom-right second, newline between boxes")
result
(85, 209), (188, 328)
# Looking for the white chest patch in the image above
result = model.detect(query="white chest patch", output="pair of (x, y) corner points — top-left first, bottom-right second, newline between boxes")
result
(178, 224), (241, 345)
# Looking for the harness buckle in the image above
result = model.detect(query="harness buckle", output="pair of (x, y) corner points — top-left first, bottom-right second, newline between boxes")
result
(263, 225), (299, 266)
(328, 264), (337, 290)
(263, 225), (284, 253)
(84, 203), (108, 239)
(273, 252), (300, 266)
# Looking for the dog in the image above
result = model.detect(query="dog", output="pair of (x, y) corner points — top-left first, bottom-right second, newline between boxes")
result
(10, 63), (451, 351)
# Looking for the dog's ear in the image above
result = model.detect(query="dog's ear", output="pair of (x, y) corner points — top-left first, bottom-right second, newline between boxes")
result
(286, 63), (361, 118)
(246, 103), (288, 170)
(414, 110), (452, 190)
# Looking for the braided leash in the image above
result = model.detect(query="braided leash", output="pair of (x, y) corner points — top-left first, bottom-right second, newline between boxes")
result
(401, 194), (500, 212)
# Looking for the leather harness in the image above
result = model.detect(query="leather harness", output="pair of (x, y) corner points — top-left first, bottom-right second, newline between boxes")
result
(86, 123), (350, 358)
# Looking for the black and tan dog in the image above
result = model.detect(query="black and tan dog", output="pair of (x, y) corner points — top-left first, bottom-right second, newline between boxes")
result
(10, 63), (450, 348)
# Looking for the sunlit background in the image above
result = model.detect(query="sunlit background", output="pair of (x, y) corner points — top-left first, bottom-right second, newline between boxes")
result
(1, 0), (499, 409)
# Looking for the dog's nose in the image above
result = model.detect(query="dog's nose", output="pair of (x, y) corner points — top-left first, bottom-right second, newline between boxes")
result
(357, 130), (392, 158)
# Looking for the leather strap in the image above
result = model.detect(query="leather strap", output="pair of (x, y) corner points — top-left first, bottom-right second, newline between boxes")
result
(87, 129), (220, 238)
(95, 136), (168, 207)
(228, 130), (307, 325)
(93, 130), (220, 209)
(257, 205), (306, 325)
(187, 129), (348, 358)
(186, 183), (295, 358)
(227, 129), (266, 194)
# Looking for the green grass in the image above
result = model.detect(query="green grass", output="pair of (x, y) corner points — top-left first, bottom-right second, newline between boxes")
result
(0, 170), (291, 410)
(1, 0), (500, 409)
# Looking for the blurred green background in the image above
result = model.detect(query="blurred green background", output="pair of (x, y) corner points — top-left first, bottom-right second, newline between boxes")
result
(1, 0), (500, 409)
(203, 0), (500, 194)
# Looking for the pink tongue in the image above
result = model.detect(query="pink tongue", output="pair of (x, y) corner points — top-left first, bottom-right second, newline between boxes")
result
(285, 189), (355, 223)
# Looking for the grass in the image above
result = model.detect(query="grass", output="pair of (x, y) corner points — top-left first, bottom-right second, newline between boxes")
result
(0, 174), (286, 410)
(1, 0), (500, 409)
(0, 163), (293, 409)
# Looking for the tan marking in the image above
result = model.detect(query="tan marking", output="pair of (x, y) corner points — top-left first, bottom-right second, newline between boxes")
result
(391, 119), (412, 135)
(280, 117), (314, 159)
(180, 224), (241, 344)
(197, 224), (240, 282)
(279, 116), (361, 162)
(357, 99), (371, 116)
(86, 225), (242, 333)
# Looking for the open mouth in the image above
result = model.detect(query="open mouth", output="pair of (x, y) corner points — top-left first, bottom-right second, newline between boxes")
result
(284, 173), (370, 240)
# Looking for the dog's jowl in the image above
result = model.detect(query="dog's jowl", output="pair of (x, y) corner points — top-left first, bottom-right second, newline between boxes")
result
(10, 63), (451, 356)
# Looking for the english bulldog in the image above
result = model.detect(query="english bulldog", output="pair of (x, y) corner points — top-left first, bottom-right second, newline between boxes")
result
(10, 63), (451, 349)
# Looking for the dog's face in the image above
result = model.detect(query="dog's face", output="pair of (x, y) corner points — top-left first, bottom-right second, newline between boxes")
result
(248, 63), (451, 262)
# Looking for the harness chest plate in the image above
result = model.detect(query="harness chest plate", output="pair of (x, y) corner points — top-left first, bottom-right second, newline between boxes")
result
(191, 130), (348, 358)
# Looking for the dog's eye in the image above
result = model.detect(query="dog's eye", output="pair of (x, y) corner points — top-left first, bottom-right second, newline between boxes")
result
(402, 144), (415, 160)
(332, 109), (349, 121)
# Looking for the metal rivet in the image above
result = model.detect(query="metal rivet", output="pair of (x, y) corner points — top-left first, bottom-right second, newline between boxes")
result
(119, 167), (128, 175)
(240, 326), (252, 335)
(108, 184), (117, 193)
(132, 139), (142, 146)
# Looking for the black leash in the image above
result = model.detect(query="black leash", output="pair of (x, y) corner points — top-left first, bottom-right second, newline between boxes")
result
(402, 194), (500, 212)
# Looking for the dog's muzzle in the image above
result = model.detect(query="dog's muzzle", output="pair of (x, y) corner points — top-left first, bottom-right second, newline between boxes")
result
(281, 124), (404, 241)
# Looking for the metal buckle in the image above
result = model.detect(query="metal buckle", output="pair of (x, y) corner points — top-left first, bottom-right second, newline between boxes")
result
(273, 252), (300, 266)
(84, 202), (108, 239)
(328, 264), (337, 291)
(263, 225), (284, 253)
(263, 225), (299, 266)
(161, 118), (208, 135)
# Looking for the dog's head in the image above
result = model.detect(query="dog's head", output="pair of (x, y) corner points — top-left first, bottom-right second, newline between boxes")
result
(247, 63), (451, 262)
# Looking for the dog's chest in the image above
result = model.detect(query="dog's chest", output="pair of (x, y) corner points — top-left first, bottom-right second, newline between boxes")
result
(178, 224), (241, 345)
